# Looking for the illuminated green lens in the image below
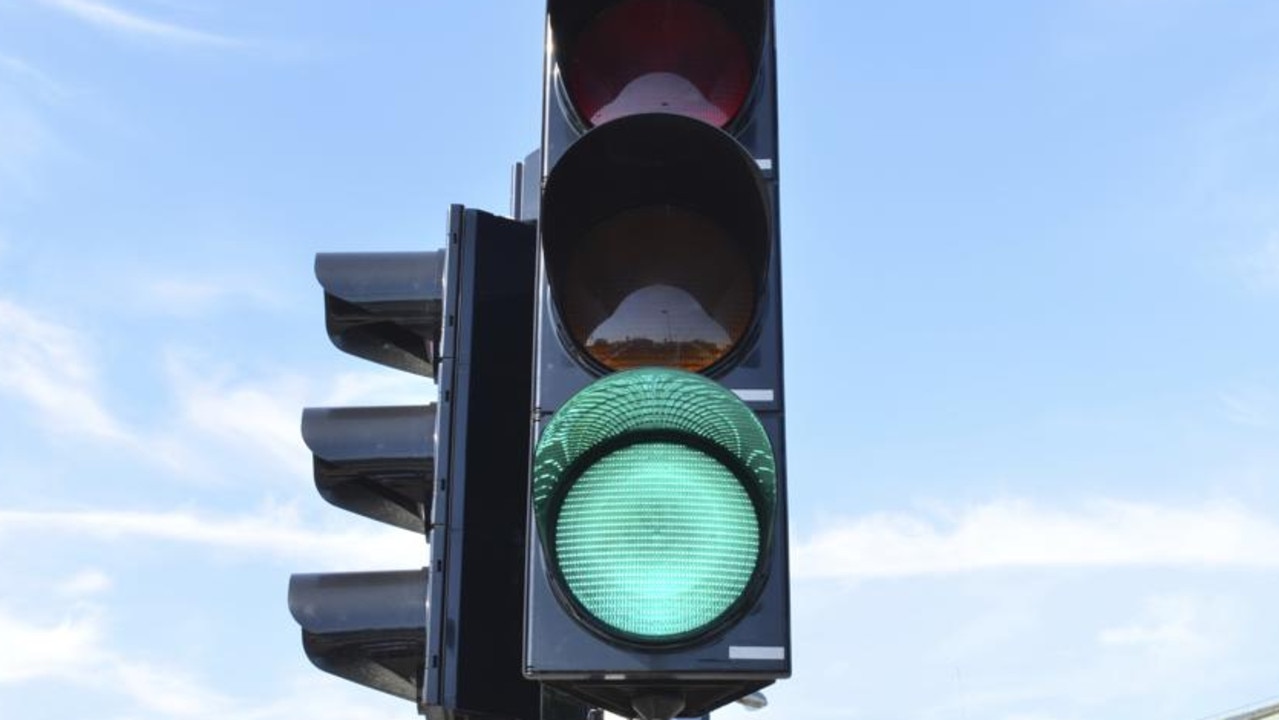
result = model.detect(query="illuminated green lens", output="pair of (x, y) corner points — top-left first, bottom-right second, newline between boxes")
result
(533, 367), (776, 643)
(555, 442), (759, 639)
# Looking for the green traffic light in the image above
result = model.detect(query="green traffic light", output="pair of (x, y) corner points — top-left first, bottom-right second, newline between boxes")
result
(533, 367), (776, 643)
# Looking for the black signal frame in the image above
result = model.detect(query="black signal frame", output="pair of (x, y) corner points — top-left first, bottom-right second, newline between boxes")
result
(526, 1), (789, 715)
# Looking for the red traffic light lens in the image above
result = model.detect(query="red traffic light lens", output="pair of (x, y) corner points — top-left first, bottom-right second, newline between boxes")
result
(562, 0), (753, 128)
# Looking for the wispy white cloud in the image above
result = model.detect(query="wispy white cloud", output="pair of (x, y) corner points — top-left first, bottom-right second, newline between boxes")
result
(138, 276), (285, 316)
(1098, 594), (1220, 656)
(41, 0), (243, 48)
(321, 369), (438, 408)
(0, 94), (62, 200)
(0, 607), (103, 683)
(113, 660), (234, 717)
(0, 601), (408, 718)
(0, 602), (236, 716)
(161, 350), (436, 480)
(794, 498), (1279, 580)
(57, 569), (113, 597)
(0, 298), (132, 443)
(164, 352), (311, 478)
(0, 54), (70, 103)
(0, 504), (423, 570)
(0, 54), (79, 207)
(0, 297), (425, 483)
(0, 304), (216, 481)
(1219, 387), (1276, 429)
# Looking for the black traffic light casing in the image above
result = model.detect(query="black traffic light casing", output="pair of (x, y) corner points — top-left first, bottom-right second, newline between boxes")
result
(289, 207), (548, 720)
(524, 2), (790, 717)
(302, 404), (436, 533)
(533, 1), (783, 412)
(289, 570), (429, 701)
(425, 207), (541, 719)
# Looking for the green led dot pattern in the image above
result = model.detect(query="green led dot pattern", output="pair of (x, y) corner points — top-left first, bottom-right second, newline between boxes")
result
(533, 367), (777, 642)
(555, 442), (760, 639)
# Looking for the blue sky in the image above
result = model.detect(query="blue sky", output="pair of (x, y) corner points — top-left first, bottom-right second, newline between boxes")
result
(2, 1), (1278, 719)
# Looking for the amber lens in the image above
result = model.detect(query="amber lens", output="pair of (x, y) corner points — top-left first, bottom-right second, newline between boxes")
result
(541, 114), (770, 374)
(558, 206), (753, 372)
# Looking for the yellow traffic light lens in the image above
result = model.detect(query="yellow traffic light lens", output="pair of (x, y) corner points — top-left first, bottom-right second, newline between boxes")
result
(565, 205), (754, 372)
(540, 113), (771, 376)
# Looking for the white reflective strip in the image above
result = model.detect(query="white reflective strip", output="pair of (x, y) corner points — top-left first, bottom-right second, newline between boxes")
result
(756, 158), (774, 172)
(730, 646), (786, 661)
(603, 673), (626, 680)
(733, 388), (774, 403)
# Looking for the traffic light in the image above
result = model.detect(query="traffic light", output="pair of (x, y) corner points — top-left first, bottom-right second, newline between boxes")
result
(524, 2), (790, 718)
(288, 207), (548, 719)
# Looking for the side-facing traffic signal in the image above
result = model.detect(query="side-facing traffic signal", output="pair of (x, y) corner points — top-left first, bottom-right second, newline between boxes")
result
(524, 2), (790, 718)
(288, 207), (548, 720)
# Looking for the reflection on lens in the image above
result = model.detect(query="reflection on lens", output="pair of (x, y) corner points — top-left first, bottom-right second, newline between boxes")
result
(564, 0), (752, 128)
(559, 205), (755, 372)
(587, 284), (731, 370)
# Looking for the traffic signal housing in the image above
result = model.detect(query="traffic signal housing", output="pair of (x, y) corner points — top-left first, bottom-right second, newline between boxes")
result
(288, 208), (547, 720)
(524, 2), (790, 718)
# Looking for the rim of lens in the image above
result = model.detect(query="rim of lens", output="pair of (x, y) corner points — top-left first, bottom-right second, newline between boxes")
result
(531, 368), (779, 644)
(539, 114), (772, 378)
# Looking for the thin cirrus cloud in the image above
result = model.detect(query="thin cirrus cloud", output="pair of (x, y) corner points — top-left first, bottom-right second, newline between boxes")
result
(41, 0), (244, 48)
(1097, 594), (1217, 654)
(1218, 388), (1276, 428)
(160, 352), (434, 481)
(163, 350), (314, 479)
(6, 495), (1275, 583)
(0, 90), (62, 201)
(0, 504), (424, 570)
(0, 606), (102, 683)
(793, 498), (1279, 580)
(0, 54), (70, 103)
(0, 292), (425, 482)
(0, 298), (132, 443)
(139, 277), (286, 316)
(57, 569), (114, 596)
(0, 603), (236, 715)
(0, 598), (407, 720)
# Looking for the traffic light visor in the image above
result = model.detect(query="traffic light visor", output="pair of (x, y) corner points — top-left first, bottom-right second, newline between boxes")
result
(541, 113), (771, 374)
(559, 0), (754, 128)
(533, 368), (777, 644)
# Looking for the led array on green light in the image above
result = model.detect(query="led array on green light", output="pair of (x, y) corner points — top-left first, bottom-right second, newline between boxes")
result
(533, 367), (776, 643)
(556, 442), (759, 638)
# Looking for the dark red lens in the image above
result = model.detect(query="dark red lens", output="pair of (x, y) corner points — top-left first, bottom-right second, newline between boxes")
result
(563, 0), (753, 128)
